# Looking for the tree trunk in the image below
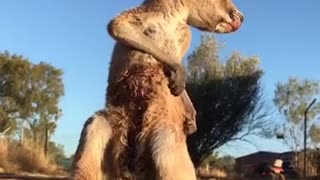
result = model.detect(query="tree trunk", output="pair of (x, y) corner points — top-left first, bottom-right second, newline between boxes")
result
(44, 126), (48, 157)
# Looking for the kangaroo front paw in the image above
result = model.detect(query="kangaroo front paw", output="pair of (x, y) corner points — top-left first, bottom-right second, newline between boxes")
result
(164, 63), (186, 96)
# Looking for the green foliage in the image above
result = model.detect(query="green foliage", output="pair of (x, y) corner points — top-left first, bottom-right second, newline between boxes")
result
(0, 51), (64, 153)
(186, 35), (268, 166)
(214, 155), (236, 172)
(273, 77), (320, 149)
(310, 124), (320, 143)
(187, 35), (261, 82)
(48, 141), (66, 164)
(0, 52), (32, 134)
(202, 153), (235, 172)
(274, 78), (320, 124)
(202, 152), (219, 165)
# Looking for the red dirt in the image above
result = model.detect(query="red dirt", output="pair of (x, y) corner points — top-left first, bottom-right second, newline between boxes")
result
(0, 173), (70, 180)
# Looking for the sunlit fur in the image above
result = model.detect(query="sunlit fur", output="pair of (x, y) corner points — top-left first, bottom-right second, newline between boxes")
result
(71, 0), (243, 179)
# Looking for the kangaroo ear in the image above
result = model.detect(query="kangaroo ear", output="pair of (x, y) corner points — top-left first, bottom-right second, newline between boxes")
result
(187, 0), (244, 33)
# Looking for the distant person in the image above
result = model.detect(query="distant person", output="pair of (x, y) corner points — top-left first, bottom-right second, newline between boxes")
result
(263, 159), (286, 180)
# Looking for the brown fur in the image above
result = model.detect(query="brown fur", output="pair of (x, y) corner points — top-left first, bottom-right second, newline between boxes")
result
(107, 0), (243, 96)
(106, 44), (194, 179)
(71, 0), (244, 179)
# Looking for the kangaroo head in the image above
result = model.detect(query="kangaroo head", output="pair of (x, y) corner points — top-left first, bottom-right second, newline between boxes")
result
(185, 0), (244, 33)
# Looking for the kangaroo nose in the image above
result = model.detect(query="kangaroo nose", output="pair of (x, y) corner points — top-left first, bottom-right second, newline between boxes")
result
(230, 10), (244, 23)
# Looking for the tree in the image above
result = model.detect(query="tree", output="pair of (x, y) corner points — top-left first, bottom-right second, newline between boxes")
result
(310, 124), (320, 144)
(0, 52), (32, 135)
(186, 35), (270, 167)
(273, 77), (320, 150)
(273, 77), (320, 174)
(0, 51), (64, 155)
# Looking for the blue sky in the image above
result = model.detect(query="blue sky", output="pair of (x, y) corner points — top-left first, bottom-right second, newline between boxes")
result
(1, 0), (319, 158)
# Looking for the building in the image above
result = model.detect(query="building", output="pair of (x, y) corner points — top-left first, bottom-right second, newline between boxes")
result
(235, 151), (299, 178)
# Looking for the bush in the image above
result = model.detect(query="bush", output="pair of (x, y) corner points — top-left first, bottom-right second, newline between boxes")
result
(0, 138), (19, 171)
(197, 166), (228, 178)
(0, 138), (61, 175)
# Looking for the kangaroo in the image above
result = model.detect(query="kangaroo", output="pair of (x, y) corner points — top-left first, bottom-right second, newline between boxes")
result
(71, 0), (244, 179)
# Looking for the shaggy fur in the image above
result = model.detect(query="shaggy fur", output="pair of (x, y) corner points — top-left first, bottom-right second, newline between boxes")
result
(72, 50), (194, 179)
(71, 46), (197, 180)
(71, 0), (244, 179)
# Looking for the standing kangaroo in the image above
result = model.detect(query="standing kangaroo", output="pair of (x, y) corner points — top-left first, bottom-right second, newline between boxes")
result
(71, 0), (244, 179)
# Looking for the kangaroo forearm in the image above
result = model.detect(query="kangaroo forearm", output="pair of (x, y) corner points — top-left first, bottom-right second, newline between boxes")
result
(107, 18), (179, 69)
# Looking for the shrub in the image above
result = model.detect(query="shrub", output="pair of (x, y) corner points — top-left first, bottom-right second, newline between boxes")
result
(0, 138), (60, 175)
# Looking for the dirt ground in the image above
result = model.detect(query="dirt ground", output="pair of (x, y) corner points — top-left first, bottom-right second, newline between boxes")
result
(0, 173), (70, 180)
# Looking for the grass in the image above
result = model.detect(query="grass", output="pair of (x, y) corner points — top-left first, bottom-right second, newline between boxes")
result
(197, 166), (228, 178)
(0, 138), (62, 175)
